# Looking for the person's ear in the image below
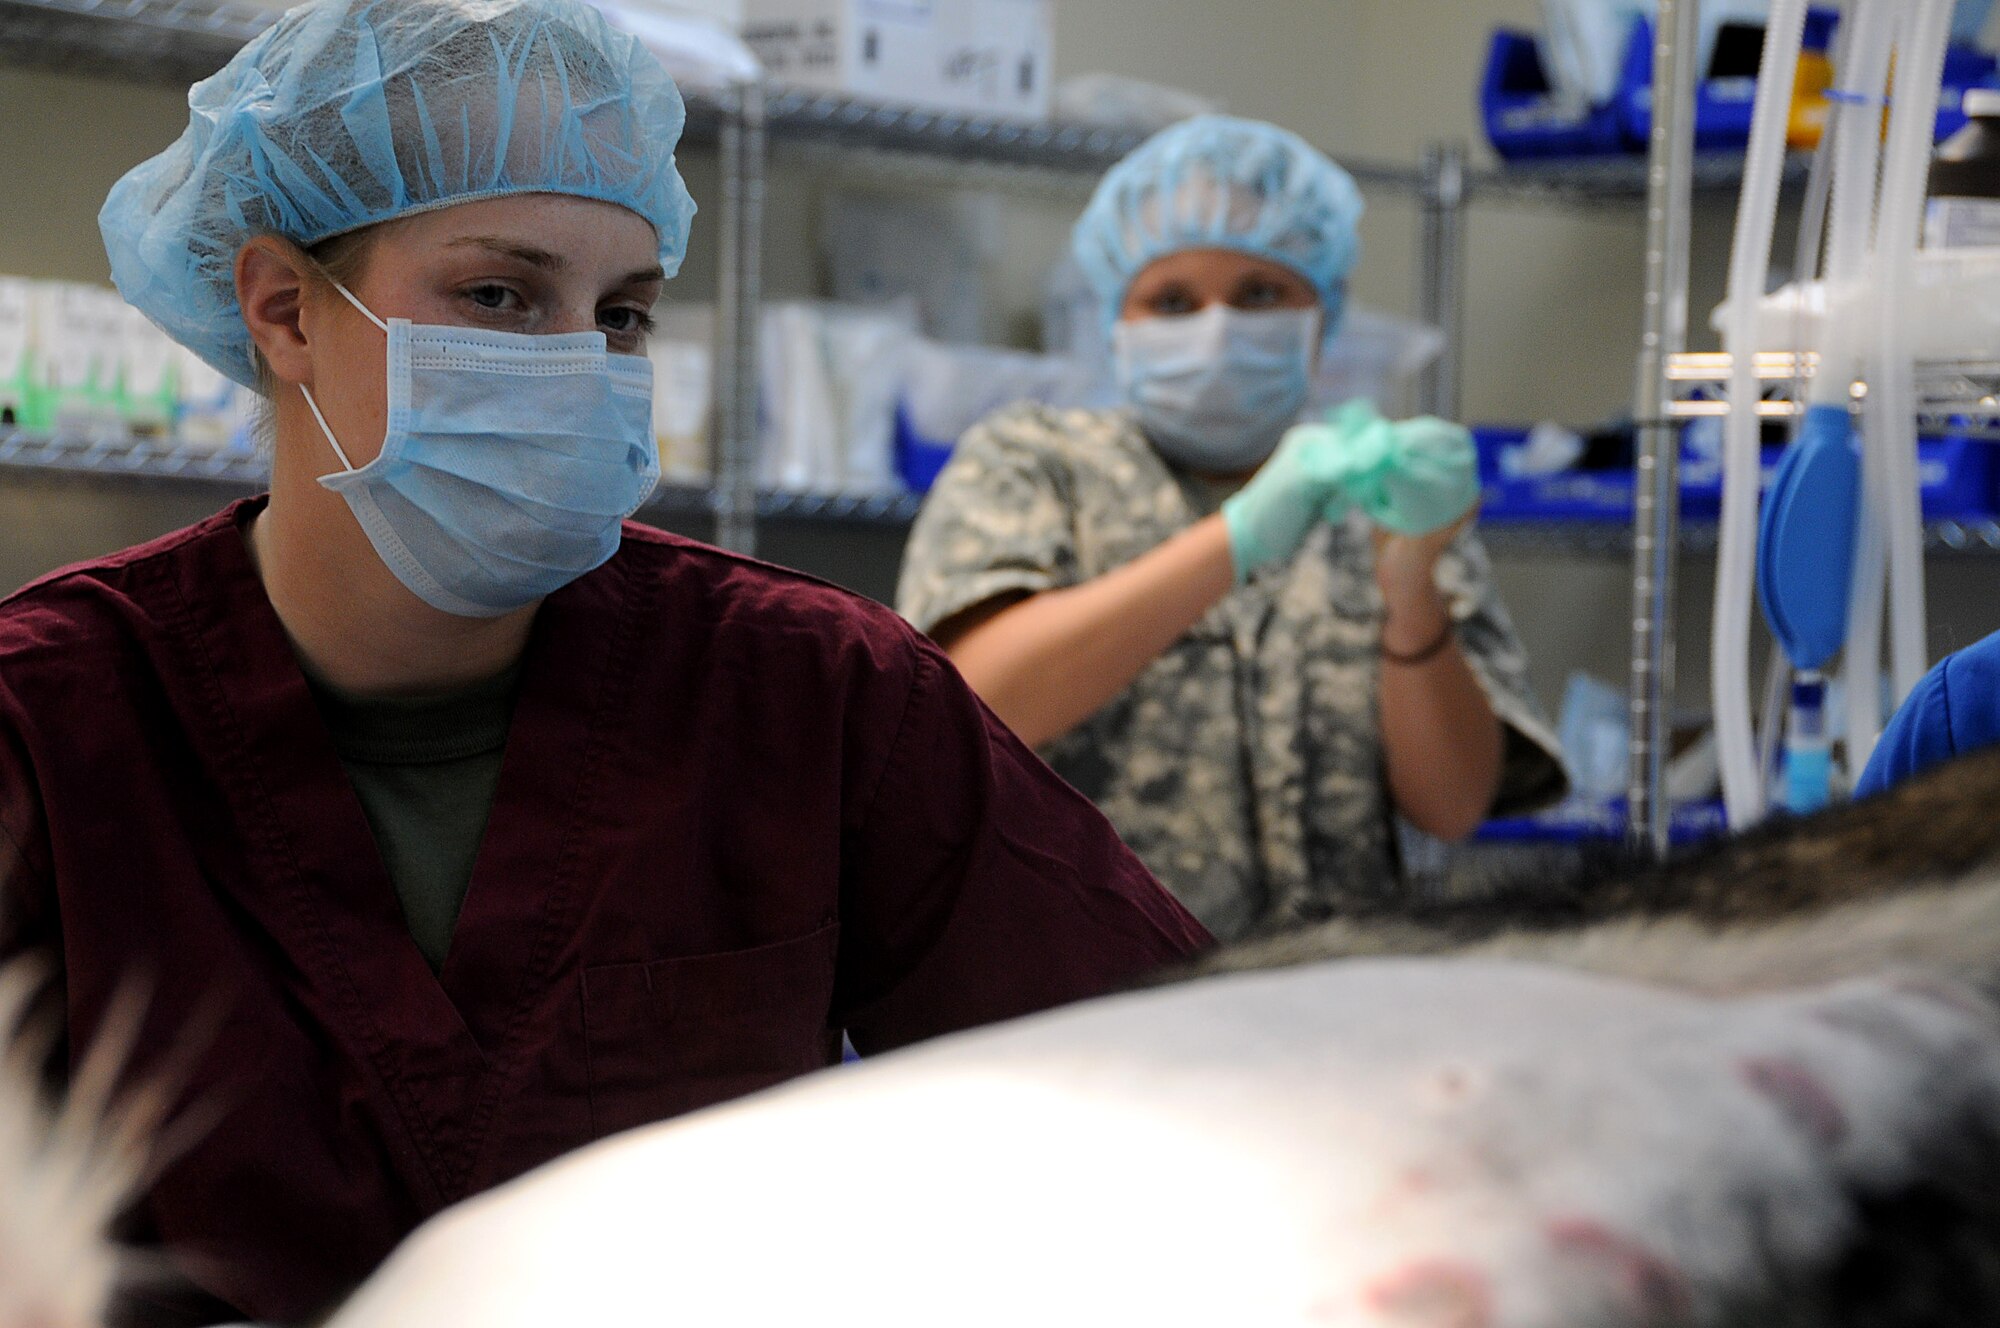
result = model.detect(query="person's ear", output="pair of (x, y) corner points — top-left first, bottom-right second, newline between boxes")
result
(235, 236), (317, 387)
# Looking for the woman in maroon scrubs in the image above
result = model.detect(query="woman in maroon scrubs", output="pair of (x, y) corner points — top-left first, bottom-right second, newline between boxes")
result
(0, 0), (1208, 1320)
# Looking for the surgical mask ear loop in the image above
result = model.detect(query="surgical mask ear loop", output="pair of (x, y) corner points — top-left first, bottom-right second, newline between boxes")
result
(298, 278), (391, 473)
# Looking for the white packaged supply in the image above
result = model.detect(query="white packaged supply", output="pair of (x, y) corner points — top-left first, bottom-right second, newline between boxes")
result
(648, 299), (717, 482)
(609, 0), (746, 27)
(742, 0), (1052, 121)
(174, 344), (254, 454)
(1537, 0), (1772, 111)
(0, 278), (31, 424)
(1925, 196), (2000, 251)
(757, 299), (916, 493)
(1053, 74), (1222, 131)
(30, 285), (82, 398)
(590, 0), (762, 89)
(119, 305), (181, 434)
(34, 284), (120, 432)
(1714, 246), (2000, 363)
(649, 339), (713, 481)
(900, 338), (1100, 447)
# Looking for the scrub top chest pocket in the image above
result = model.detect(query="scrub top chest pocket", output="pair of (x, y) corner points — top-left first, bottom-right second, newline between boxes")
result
(581, 921), (842, 1138)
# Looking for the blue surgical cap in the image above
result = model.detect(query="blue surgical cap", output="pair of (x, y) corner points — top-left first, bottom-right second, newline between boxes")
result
(101, 0), (698, 388)
(1073, 115), (1364, 338)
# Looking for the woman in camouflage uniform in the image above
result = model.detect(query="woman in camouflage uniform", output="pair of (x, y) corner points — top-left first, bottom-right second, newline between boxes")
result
(897, 117), (1567, 942)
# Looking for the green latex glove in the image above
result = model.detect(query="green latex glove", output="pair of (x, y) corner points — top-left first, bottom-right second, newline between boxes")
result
(1219, 415), (1363, 583)
(1221, 402), (1481, 583)
(1323, 403), (1480, 536)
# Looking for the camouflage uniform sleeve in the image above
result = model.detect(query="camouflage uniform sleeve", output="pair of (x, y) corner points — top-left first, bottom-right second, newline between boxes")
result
(1435, 529), (1571, 817)
(895, 406), (1081, 639)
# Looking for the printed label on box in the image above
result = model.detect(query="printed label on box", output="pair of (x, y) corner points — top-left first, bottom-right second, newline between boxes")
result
(860, 0), (932, 20)
(742, 0), (1051, 118)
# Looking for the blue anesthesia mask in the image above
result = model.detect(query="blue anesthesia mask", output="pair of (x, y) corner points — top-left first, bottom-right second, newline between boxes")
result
(1113, 306), (1321, 474)
(301, 282), (660, 618)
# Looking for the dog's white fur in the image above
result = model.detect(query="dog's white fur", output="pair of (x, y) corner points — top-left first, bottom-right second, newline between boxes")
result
(327, 957), (2000, 1327)
(0, 966), (138, 1328)
(6, 864), (1999, 1326)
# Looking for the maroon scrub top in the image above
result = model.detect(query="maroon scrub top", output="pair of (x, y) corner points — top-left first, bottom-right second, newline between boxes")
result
(0, 499), (1211, 1324)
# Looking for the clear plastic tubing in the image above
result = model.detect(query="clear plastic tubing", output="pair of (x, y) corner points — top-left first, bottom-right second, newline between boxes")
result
(1815, 0), (1895, 394)
(1716, 0), (1811, 827)
(1872, 0), (1954, 718)
(1817, 0), (1897, 770)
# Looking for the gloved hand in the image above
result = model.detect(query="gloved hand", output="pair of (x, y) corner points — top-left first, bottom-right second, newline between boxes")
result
(1219, 419), (1355, 583)
(1220, 402), (1481, 584)
(1311, 400), (1481, 537)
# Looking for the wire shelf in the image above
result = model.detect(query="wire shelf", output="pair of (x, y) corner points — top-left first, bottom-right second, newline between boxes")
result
(0, 429), (925, 525)
(1471, 151), (1814, 207)
(762, 88), (1146, 173)
(0, 0), (257, 83)
(0, 428), (267, 488)
(759, 87), (1428, 189)
(1664, 351), (2000, 429)
(642, 482), (923, 526)
(0, 0), (1422, 189)
(11, 431), (2000, 553)
(1482, 515), (2000, 559)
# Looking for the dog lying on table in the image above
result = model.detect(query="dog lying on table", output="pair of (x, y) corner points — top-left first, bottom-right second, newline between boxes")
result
(12, 746), (2000, 1328)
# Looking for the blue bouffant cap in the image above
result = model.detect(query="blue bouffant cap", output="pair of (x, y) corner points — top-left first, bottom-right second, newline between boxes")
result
(101, 0), (698, 387)
(1073, 115), (1363, 337)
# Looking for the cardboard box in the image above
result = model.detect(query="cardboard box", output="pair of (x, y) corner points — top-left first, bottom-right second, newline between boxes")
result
(742, 0), (1051, 121)
(654, 0), (747, 25)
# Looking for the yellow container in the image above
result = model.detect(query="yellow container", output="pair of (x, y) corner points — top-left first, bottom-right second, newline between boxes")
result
(1789, 45), (1836, 150)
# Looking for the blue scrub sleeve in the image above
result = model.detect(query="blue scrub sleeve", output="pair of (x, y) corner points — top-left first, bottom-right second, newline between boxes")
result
(1856, 630), (2000, 798)
(1857, 665), (1957, 800)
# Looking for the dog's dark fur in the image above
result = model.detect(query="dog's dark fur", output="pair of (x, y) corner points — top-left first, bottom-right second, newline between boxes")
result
(1193, 742), (2000, 1010)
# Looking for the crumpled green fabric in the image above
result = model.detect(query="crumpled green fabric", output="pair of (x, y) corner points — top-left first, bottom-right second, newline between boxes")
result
(1220, 400), (1480, 585)
(1293, 399), (1481, 537)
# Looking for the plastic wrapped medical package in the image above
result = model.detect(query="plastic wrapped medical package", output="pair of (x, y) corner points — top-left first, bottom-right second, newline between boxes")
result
(759, 300), (918, 494)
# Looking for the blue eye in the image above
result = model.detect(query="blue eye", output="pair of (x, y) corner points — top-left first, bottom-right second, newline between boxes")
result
(468, 284), (515, 310)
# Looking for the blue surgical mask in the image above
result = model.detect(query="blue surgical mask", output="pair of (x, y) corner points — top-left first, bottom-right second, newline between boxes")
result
(1113, 306), (1320, 474)
(301, 282), (660, 619)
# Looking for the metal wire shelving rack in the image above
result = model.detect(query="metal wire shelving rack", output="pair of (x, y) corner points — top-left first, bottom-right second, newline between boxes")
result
(0, 428), (929, 525)
(1618, 4), (2000, 852)
(0, 0), (1803, 560)
(32, 0), (1997, 789)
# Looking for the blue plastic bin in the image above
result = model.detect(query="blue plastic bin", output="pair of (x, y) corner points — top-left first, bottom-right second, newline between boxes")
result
(1475, 426), (1642, 521)
(894, 402), (956, 496)
(1936, 44), (2000, 141)
(1618, 14), (1996, 151)
(1477, 798), (1729, 847)
(1476, 425), (2000, 524)
(1481, 28), (1628, 161)
(1685, 431), (1998, 520)
(1617, 15), (1769, 152)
